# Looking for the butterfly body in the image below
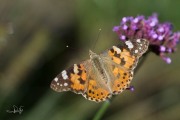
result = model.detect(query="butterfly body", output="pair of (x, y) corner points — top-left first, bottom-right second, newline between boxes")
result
(51, 39), (149, 102)
(89, 50), (110, 85)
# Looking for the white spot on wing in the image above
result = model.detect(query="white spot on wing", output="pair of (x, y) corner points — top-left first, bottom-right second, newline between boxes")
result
(125, 41), (134, 49)
(135, 50), (138, 53)
(113, 46), (121, 54)
(64, 83), (68, 86)
(54, 77), (58, 82)
(137, 39), (141, 43)
(61, 70), (68, 80)
(73, 64), (79, 74)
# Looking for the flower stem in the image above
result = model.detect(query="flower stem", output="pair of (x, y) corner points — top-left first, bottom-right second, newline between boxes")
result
(93, 100), (111, 120)
(92, 52), (149, 120)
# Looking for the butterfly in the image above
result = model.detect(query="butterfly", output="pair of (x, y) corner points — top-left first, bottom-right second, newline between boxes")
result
(50, 39), (149, 102)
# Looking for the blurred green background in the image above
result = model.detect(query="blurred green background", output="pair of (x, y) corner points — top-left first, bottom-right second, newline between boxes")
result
(0, 0), (180, 120)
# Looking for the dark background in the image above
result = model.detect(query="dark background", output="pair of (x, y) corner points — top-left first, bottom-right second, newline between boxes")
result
(0, 0), (180, 120)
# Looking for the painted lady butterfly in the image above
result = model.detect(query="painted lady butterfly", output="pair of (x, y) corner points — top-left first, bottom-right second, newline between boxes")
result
(50, 39), (149, 102)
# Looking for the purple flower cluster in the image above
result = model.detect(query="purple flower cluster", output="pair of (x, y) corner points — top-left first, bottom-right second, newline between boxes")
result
(113, 13), (180, 64)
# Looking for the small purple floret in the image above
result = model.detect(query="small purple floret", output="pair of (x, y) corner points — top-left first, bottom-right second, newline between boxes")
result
(122, 25), (128, 30)
(152, 33), (158, 39)
(158, 27), (164, 33)
(113, 26), (119, 32)
(129, 86), (135, 92)
(163, 57), (171, 64)
(133, 18), (139, 23)
(120, 35), (126, 40)
(158, 35), (164, 41)
(160, 46), (166, 52)
(122, 17), (127, 23)
(126, 86), (135, 92)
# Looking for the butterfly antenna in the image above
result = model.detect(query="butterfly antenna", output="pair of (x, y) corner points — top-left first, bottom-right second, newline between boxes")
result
(92, 28), (102, 50)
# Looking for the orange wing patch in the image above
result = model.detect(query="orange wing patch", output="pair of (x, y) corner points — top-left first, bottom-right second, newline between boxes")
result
(70, 64), (87, 94)
(70, 74), (85, 92)
(84, 80), (111, 102)
(112, 67), (133, 94)
(108, 47), (137, 70)
(121, 49), (137, 70)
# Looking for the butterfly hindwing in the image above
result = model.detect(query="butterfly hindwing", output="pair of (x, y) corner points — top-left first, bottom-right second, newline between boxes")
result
(82, 65), (112, 102)
(99, 55), (133, 94)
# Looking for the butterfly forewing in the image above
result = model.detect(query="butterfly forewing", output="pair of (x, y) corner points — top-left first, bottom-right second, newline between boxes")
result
(51, 61), (90, 94)
(105, 39), (149, 70)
